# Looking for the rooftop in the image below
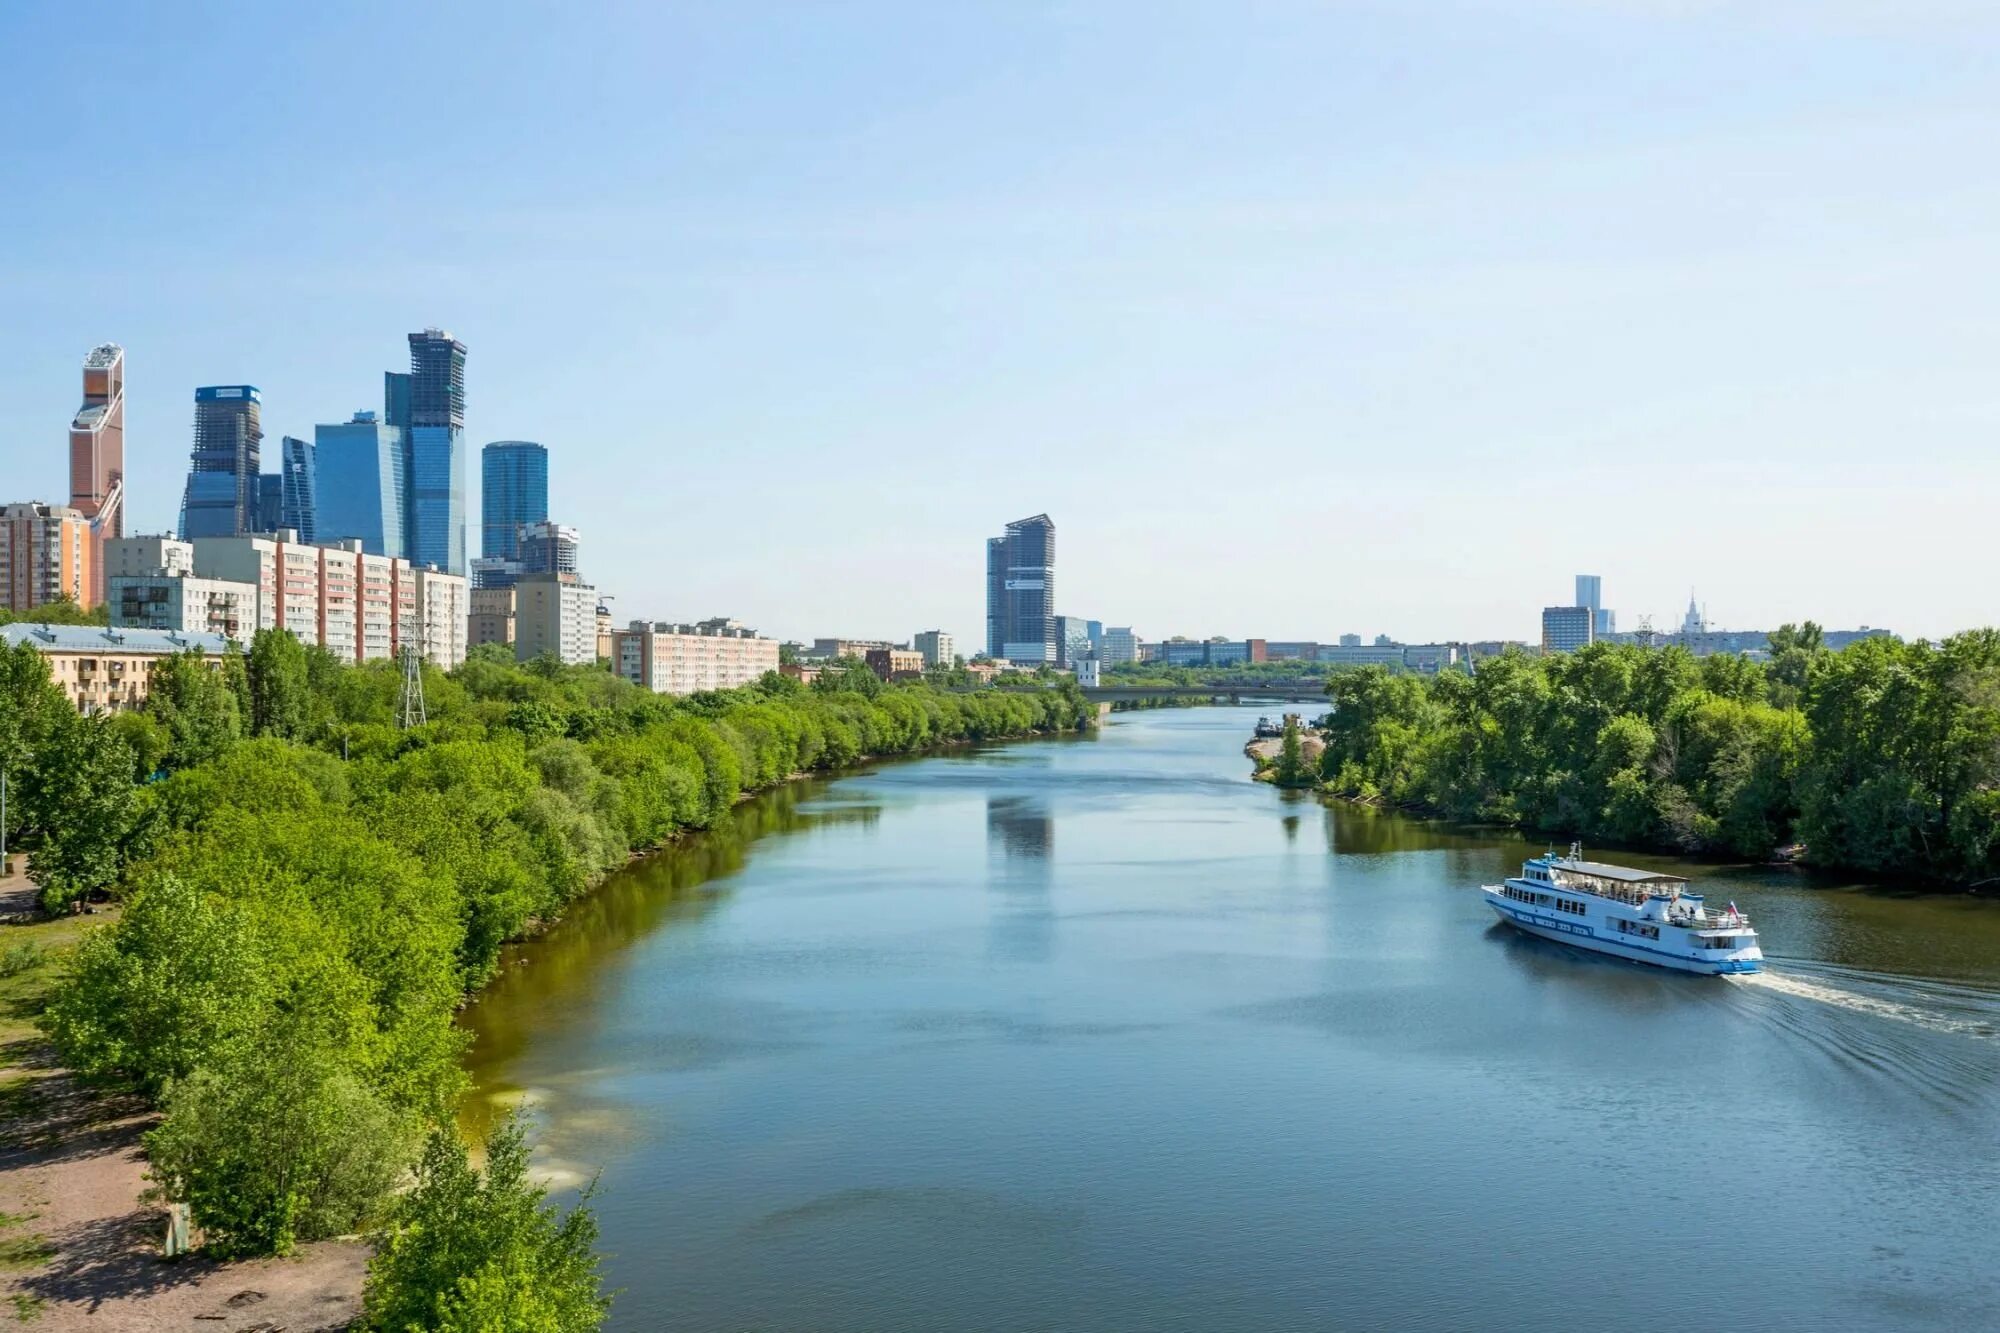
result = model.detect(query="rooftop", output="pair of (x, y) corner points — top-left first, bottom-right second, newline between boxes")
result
(1545, 857), (1688, 885)
(82, 344), (123, 369)
(2, 624), (234, 655)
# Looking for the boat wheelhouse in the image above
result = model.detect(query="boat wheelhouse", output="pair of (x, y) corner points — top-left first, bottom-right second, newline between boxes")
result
(1482, 845), (1762, 976)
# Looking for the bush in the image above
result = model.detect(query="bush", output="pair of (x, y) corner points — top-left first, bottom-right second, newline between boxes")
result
(364, 1115), (610, 1332)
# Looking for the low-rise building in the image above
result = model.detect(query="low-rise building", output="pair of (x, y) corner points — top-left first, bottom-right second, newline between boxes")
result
(1155, 638), (1268, 667)
(515, 573), (599, 666)
(1401, 643), (1463, 675)
(0, 502), (95, 613)
(912, 629), (955, 667)
(1265, 641), (1321, 661)
(614, 618), (780, 694)
(1319, 644), (1408, 668)
(964, 661), (998, 685)
(1099, 627), (1139, 665)
(1075, 658), (1101, 687)
(2, 623), (232, 714)
(810, 637), (897, 661)
(865, 646), (925, 681)
(779, 661), (821, 686)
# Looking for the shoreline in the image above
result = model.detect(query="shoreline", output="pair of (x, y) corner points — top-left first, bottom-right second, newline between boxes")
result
(0, 717), (1091, 1328)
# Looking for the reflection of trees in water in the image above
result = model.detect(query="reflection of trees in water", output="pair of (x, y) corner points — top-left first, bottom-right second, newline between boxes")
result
(458, 778), (884, 1097)
(986, 795), (1053, 860)
(1282, 814), (1301, 844)
(1324, 803), (1514, 858)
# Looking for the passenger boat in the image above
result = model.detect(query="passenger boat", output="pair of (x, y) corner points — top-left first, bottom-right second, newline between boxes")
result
(1252, 716), (1283, 739)
(1482, 845), (1762, 975)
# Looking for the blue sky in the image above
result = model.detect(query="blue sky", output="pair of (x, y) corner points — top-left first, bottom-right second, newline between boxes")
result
(3, 1), (1997, 645)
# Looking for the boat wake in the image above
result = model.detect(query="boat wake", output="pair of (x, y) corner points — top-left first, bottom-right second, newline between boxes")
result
(1730, 962), (1999, 1041)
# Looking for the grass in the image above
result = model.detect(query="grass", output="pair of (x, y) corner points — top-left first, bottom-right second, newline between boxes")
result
(0, 912), (103, 1053)
(6, 1293), (42, 1323)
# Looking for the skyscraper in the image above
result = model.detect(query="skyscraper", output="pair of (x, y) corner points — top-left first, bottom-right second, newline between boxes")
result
(179, 386), (263, 538)
(481, 441), (549, 560)
(279, 436), (317, 542)
(68, 344), (125, 603)
(404, 329), (467, 574)
(255, 474), (285, 533)
(314, 411), (406, 557)
(1575, 573), (1614, 636)
(985, 513), (1056, 664)
(518, 520), (579, 577)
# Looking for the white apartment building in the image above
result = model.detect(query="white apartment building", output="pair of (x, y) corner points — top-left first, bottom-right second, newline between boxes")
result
(912, 629), (955, 667)
(515, 573), (599, 666)
(103, 533), (468, 667)
(613, 618), (780, 695)
(1099, 626), (1139, 665)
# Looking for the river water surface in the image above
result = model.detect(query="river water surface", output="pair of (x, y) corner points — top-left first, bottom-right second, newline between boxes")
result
(461, 707), (2000, 1332)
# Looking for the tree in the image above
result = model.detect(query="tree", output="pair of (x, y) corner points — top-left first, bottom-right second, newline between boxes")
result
(146, 1014), (413, 1257)
(246, 629), (310, 739)
(364, 1115), (611, 1333)
(147, 649), (243, 769)
(0, 641), (66, 857)
(24, 712), (142, 911)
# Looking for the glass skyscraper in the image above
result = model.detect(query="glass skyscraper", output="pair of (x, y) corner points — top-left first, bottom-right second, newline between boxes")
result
(481, 441), (549, 560)
(179, 386), (263, 538)
(314, 412), (406, 557)
(985, 513), (1056, 664)
(403, 329), (467, 574)
(279, 436), (317, 542)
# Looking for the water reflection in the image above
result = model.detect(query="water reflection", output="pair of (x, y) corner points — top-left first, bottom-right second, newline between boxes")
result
(985, 795), (1055, 962)
(985, 794), (1052, 860)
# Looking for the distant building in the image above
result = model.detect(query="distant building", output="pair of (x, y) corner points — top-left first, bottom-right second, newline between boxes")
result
(470, 557), (522, 590)
(1099, 626), (1138, 665)
(1054, 615), (1094, 668)
(1373, 633), (1396, 647)
(1075, 658), (1101, 687)
(68, 344), (125, 603)
(1577, 574), (1614, 636)
(2, 623), (232, 715)
(402, 329), (468, 575)
(596, 604), (615, 662)
(912, 629), (954, 667)
(1156, 639), (1268, 667)
(810, 637), (896, 660)
(964, 661), (998, 685)
(107, 532), (466, 666)
(986, 513), (1055, 664)
(779, 661), (821, 686)
(179, 386), (263, 539)
(481, 441), (548, 561)
(866, 646), (925, 681)
(255, 473), (285, 533)
(277, 436), (317, 543)
(514, 572), (598, 665)
(518, 521), (580, 577)
(1319, 643), (1407, 668)
(614, 618), (780, 694)
(1401, 643), (1463, 675)
(1266, 641), (1320, 661)
(1541, 605), (1595, 654)
(314, 412), (406, 558)
(0, 502), (94, 612)
(468, 585), (516, 648)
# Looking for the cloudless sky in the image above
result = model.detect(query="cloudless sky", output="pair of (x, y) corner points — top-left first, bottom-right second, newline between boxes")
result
(3, 1), (1997, 646)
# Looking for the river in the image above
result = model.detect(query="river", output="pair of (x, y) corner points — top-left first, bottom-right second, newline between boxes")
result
(460, 706), (2000, 1332)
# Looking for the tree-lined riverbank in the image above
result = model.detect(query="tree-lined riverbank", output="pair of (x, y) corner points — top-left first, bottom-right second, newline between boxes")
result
(0, 637), (1091, 1327)
(1317, 627), (2000, 886)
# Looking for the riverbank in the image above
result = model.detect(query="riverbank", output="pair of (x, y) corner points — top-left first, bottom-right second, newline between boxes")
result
(9, 684), (1097, 1325)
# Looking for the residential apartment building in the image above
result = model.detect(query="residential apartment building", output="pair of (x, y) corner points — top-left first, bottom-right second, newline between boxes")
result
(2, 623), (232, 715)
(105, 533), (467, 666)
(1099, 626), (1139, 666)
(911, 630), (955, 667)
(469, 585), (516, 648)
(1541, 605), (1595, 654)
(0, 502), (94, 613)
(866, 646), (925, 681)
(613, 618), (780, 694)
(515, 572), (599, 665)
(810, 638), (896, 660)
(985, 513), (1055, 664)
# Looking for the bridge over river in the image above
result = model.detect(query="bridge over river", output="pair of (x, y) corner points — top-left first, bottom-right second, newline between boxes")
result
(1079, 681), (1331, 705)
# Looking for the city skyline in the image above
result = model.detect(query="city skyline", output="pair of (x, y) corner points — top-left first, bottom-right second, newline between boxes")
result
(6, 5), (2000, 647)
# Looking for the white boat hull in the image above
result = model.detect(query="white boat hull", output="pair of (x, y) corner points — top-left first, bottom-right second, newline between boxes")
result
(1484, 889), (1761, 976)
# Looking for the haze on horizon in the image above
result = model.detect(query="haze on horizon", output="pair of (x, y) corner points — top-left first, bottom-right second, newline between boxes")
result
(3, 1), (1996, 650)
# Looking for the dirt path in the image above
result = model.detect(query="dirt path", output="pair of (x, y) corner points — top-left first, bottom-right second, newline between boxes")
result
(0, 909), (368, 1331)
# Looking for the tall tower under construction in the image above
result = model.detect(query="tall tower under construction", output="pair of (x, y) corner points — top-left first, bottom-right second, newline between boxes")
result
(67, 344), (125, 604)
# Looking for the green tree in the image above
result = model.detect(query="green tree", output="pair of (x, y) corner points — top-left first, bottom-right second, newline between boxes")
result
(364, 1116), (611, 1333)
(147, 649), (243, 769)
(247, 629), (310, 739)
(146, 1013), (414, 1257)
(24, 712), (142, 910)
